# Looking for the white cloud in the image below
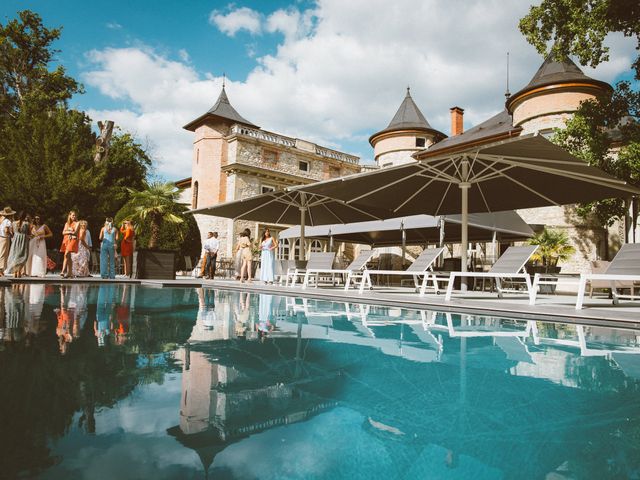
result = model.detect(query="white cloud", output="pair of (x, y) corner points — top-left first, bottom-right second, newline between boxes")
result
(106, 22), (122, 30)
(209, 6), (262, 37)
(82, 0), (638, 178)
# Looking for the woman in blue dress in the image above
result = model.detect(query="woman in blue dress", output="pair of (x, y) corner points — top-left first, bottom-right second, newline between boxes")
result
(259, 228), (278, 284)
(99, 217), (119, 279)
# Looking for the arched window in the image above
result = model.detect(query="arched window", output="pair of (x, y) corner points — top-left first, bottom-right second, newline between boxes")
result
(310, 240), (323, 253)
(192, 181), (199, 209)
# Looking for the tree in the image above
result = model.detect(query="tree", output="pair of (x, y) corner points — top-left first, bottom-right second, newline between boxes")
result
(0, 10), (81, 120)
(115, 182), (185, 249)
(519, 0), (640, 79)
(0, 11), (151, 247)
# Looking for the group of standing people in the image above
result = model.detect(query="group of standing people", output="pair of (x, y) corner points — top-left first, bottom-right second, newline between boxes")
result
(232, 228), (278, 284)
(0, 206), (136, 279)
(0, 207), (52, 278)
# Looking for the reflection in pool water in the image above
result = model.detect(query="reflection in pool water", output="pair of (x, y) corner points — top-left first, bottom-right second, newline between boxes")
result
(0, 285), (639, 479)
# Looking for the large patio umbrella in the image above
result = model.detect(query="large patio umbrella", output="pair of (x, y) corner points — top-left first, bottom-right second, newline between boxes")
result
(190, 189), (390, 259)
(279, 211), (534, 246)
(295, 134), (640, 280)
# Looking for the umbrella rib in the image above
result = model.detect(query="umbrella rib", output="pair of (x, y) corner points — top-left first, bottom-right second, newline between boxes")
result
(393, 176), (440, 213)
(480, 154), (630, 186)
(232, 196), (282, 220)
(320, 202), (347, 224)
(276, 202), (293, 224)
(474, 182), (493, 213)
(434, 182), (454, 216)
(467, 159), (509, 183)
(497, 170), (560, 205)
(419, 158), (461, 183)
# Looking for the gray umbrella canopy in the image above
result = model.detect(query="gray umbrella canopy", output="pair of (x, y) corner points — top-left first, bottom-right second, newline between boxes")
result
(296, 134), (640, 275)
(190, 190), (391, 259)
(279, 211), (534, 246)
(298, 135), (640, 215)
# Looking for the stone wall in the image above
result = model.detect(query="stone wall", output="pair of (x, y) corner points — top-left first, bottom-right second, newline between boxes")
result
(517, 205), (607, 274)
(232, 140), (358, 180)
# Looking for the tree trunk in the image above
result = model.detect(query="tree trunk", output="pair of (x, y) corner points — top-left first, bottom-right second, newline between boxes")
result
(149, 215), (161, 249)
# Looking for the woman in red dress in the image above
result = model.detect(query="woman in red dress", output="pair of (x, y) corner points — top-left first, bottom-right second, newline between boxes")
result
(60, 211), (79, 278)
(120, 220), (135, 277)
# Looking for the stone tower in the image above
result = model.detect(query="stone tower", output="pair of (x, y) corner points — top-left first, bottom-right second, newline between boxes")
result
(183, 86), (258, 211)
(369, 88), (446, 168)
(506, 55), (611, 135)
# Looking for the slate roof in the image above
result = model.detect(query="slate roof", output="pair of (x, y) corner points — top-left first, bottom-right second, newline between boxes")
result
(506, 55), (611, 109)
(370, 88), (445, 144)
(421, 109), (520, 156)
(183, 86), (258, 131)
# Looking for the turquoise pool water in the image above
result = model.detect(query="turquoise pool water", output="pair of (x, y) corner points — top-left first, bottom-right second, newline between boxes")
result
(0, 284), (639, 479)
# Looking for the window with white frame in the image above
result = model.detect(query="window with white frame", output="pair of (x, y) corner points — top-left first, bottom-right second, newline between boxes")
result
(261, 184), (276, 194)
(310, 239), (323, 253)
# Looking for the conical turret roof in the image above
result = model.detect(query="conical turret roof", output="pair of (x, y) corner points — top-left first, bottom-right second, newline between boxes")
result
(184, 86), (258, 131)
(507, 54), (610, 110)
(370, 88), (445, 145)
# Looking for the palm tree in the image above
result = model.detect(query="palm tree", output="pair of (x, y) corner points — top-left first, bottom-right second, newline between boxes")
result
(116, 181), (184, 249)
(529, 228), (576, 268)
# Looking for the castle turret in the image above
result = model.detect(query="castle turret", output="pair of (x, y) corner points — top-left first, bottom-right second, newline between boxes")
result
(369, 88), (446, 168)
(506, 55), (611, 135)
(183, 86), (257, 210)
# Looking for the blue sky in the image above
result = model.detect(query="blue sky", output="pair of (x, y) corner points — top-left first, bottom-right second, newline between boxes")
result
(2, 1), (637, 179)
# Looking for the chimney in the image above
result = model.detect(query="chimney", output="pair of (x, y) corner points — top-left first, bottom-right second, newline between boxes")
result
(450, 106), (464, 136)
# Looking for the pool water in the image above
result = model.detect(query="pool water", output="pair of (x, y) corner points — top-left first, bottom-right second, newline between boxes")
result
(1, 284), (639, 479)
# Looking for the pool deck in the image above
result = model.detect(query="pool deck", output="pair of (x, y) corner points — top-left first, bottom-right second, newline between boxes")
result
(2, 274), (639, 328)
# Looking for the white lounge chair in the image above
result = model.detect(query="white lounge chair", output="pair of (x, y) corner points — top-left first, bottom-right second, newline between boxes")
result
(302, 250), (374, 290)
(287, 252), (336, 287)
(357, 247), (445, 294)
(444, 245), (539, 302)
(575, 244), (640, 309)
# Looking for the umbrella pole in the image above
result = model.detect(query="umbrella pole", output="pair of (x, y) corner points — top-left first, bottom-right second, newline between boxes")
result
(460, 161), (470, 291)
(439, 216), (446, 268)
(401, 221), (406, 269)
(625, 197), (636, 243)
(299, 207), (306, 261)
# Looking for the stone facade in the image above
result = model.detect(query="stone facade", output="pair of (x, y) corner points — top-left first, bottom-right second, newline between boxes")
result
(184, 108), (361, 259)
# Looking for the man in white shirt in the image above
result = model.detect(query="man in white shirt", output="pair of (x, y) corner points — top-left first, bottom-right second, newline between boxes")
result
(0, 207), (15, 277)
(203, 231), (220, 279)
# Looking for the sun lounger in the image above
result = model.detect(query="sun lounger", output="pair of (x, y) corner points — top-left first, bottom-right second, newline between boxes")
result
(574, 244), (640, 309)
(302, 250), (374, 290)
(444, 245), (538, 302)
(357, 247), (445, 294)
(287, 252), (336, 287)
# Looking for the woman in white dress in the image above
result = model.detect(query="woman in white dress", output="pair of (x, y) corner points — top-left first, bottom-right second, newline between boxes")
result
(27, 215), (52, 277)
(259, 228), (278, 284)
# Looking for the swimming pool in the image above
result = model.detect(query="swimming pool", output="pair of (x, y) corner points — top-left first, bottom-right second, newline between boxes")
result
(1, 284), (639, 479)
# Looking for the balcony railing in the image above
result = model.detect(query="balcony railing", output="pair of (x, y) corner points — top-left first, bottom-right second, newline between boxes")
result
(230, 124), (359, 165)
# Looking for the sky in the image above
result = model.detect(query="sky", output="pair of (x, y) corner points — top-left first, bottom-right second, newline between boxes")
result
(2, 0), (638, 180)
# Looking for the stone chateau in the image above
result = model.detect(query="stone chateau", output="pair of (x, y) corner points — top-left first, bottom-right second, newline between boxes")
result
(179, 55), (636, 272)
(177, 86), (360, 258)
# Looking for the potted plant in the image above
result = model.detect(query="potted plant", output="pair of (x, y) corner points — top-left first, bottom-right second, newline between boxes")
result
(528, 228), (576, 293)
(116, 182), (185, 279)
